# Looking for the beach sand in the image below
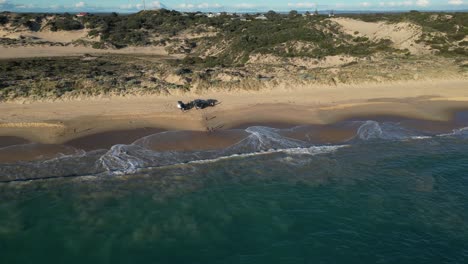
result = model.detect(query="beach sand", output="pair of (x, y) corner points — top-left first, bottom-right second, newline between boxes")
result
(0, 78), (467, 162)
(0, 45), (180, 59)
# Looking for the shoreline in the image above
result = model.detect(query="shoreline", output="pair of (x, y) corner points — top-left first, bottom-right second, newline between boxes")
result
(0, 78), (468, 147)
(0, 110), (467, 164)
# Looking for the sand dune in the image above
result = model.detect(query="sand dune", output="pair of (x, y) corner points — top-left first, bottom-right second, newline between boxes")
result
(332, 18), (431, 55)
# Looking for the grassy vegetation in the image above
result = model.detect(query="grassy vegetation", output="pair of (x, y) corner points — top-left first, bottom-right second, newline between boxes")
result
(80, 10), (210, 46)
(0, 11), (395, 63)
(1, 10), (466, 59)
(0, 54), (464, 101)
(50, 15), (84, 31)
(0, 56), (179, 100)
(98, 11), (397, 64)
(2, 13), (43, 31)
(71, 10), (467, 64)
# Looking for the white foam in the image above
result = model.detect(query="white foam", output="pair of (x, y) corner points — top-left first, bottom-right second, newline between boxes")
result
(96, 125), (353, 175)
(409, 136), (432, 140)
(103, 145), (341, 175)
(98, 145), (148, 175)
(96, 121), (444, 176)
(42, 149), (87, 163)
(357, 121), (383, 140)
(356, 120), (426, 141)
(438, 127), (468, 138)
(226, 126), (307, 154)
(185, 145), (348, 165)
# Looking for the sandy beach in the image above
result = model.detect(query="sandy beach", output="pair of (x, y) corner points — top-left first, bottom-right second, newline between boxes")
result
(0, 78), (467, 149)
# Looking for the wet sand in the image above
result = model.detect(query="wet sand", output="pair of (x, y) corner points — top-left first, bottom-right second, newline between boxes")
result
(1, 110), (468, 164)
(132, 130), (249, 152)
(65, 128), (165, 151)
(0, 143), (80, 163)
(68, 128), (250, 152)
(280, 124), (361, 144)
(0, 136), (30, 148)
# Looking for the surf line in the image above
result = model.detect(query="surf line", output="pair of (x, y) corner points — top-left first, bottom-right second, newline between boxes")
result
(0, 173), (97, 184)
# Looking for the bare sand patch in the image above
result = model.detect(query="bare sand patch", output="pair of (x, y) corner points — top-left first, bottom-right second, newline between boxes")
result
(0, 29), (92, 43)
(0, 45), (175, 59)
(331, 18), (431, 55)
(248, 54), (358, 68)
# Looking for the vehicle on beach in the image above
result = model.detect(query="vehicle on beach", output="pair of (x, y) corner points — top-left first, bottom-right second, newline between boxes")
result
(177, 99), (218, 111)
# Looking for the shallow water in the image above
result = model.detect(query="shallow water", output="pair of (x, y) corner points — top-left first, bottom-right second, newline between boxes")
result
(1, 119), (468, 263)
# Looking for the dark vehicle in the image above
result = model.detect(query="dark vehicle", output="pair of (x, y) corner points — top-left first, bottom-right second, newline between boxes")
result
(177, 99), (218, 111)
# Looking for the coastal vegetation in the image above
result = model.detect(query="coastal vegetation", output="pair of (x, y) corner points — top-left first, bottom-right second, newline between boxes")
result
(0, 10), (467, 101)
(0, 55), (182, 100)
(0, 54), (463, 101)
(2, 10), (466, 58)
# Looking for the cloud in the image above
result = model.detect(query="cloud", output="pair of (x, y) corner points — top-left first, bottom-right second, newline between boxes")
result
(234, 3), (256, 8)
(148, 1), (164, 9)
(16, 4), (35, 8)
(416, 0), (430, 6)
(75, 1), (85, 8)
(379, 1), (413, 6)
(119, 4), (133, 9)
(359, 2), (372, 7)
(177, 2), (222, 10)
(0, 0), (17, 10)
(178, 3), (195, 9)
(287, 2), (317, 8)
(448, 0), (463, 4)
(120, 1), (165, 10)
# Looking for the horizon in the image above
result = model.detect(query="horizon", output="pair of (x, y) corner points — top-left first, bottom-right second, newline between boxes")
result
(2, 9), (468, 15)
(1, 0), (467, 13)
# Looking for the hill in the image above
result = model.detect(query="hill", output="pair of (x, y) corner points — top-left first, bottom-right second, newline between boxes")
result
(0, 10), (467, 101)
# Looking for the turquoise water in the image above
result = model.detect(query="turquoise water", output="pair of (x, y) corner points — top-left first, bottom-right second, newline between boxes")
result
(1, 122), (468, 263)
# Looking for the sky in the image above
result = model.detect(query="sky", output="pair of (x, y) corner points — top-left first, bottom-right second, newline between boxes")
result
(0, 0), (467, 13)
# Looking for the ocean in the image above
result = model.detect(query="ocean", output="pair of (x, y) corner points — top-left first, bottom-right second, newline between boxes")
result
(1, 119), (468, 263)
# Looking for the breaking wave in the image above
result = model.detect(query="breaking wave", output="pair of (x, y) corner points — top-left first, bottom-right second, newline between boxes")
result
(97, 126), (344, 176)
(355, 120), (427, 141)
(438, 126), (468, 138)
(2, 122), (467, 182)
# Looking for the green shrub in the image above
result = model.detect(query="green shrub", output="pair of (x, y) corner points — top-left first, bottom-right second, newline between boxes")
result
(354, 36), (369, 42)
(453, 47), (468, 56)
(92, 42), (105, 49)
(0, 15), (8, 25)
(449, 33), (466, 41)
(24, 20), (41, 31)
(88, 29), (99, 37)
(51, 17), (83, 31)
